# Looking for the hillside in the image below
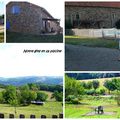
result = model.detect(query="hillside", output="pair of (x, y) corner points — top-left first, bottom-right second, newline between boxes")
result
(78, 77), (120, 86)
(0, 76), (63, 86)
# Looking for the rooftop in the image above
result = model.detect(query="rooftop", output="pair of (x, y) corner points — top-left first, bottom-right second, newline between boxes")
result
(65, 2), (120, 8)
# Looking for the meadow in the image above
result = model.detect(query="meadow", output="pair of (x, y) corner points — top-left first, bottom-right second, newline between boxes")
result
(65, 35), (118, 49)
(6, 32), (63, 43)
(0, 102), (62, 118)
(65, 74), (120, 118)
(65, 97), (120, 118)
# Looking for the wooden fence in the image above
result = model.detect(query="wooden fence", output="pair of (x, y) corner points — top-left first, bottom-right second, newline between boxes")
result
(0, 113), (63, 118)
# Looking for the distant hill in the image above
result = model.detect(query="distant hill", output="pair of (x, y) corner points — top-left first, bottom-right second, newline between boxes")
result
(0, 76), (63, 86)
(66, 73), (120, 80)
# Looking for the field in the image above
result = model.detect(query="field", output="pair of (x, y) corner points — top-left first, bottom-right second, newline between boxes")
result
(0, 102), (62, 118)
(6, 32), (63, 43)
(65, 97), (120, 118)
(65, 36), (118, 49)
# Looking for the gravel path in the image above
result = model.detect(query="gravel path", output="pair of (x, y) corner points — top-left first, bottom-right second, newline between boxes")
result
(65, 44), (120, 71)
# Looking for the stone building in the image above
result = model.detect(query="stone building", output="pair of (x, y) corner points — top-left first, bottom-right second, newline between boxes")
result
(65, 2), (120, 28)
(6, 1), (61, 35)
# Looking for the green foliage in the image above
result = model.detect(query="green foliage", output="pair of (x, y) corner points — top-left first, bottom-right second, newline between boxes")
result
(112, 78), (120, 91)
(71, 98), (80, 104)
(3, 85), (17, 104)
(0, 92), (4, 103)
(28, 83), (38, 91)
(92, 80), (99, 90)
(66, 95), (76, 101)
(65, 75), (84, 98)
(115, 91), (120, 106)
(104, 80), (116, 94)
(115, 19), (120, 29)
(36, 92), (48, 102)
(85, 89), (95, 95)
(52, 91), (63, 101)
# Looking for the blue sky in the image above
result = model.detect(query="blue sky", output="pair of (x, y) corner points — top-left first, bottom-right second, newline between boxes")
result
(0, 1), (4, 15)
(0, 44), (63, 77)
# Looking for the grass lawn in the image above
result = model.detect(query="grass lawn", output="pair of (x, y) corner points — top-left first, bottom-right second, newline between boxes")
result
(65, 35), (118, 49)
(0, 32), (4, 42)
(0, 101), (62, 118)
(65, 97), (120, 118)
(6, 32), (63, 43)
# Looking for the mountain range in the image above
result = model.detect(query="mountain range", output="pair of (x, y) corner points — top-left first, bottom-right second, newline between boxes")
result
(0, 76), (63, 86)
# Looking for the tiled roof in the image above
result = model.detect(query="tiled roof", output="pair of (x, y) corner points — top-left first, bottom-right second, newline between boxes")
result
(65, 2), (120, 8)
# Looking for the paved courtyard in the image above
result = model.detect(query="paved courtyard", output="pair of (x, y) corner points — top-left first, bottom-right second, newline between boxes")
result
(65, 44), (120, 71)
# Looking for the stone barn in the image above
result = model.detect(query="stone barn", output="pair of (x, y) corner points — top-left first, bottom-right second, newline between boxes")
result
(6, 1), (61, 35)
(65, 2), (120, 29)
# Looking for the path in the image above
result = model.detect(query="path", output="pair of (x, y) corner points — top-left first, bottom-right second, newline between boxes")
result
(65, 44), (120, 71)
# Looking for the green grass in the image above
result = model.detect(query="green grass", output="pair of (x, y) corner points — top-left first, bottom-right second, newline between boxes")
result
(65, 35), (119, 49)
(0, 32), (4, 42)
(0, 102), (62, 118)
(65, 98), (120, 118)
(6, 32), (63, 43)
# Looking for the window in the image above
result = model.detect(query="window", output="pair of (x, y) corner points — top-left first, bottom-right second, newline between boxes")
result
(11, 6), (20, 14)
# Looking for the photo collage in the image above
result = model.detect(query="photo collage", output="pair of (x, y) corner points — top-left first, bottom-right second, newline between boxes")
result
(0, 0), (120, 119)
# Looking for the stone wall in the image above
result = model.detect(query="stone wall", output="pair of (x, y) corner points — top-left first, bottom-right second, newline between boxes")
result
(6, 2), (61, 35)
(65, 6), (120, 28)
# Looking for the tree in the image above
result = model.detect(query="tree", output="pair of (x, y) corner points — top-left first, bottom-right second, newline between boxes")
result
(112, 78), (120, 91)
(29, 91), (37, 101)
(3, 85), (17, 104)
(3, 85), (19, 115)
(86, 81), (93, 89)
(28, 83), (38, 91)
(65, 75), (84, 98)
(52, 91), (63, 101)
(20, 85), (31, 105)
(92, 80), (99, 90)
(36, 92), (48, 101)
(104, 80), (116, 94)
(0, 92), (4, 103)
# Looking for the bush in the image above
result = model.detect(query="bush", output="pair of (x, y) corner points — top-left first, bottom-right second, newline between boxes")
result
(36, 92), (48, 102)
(52, 91), (63, 101)
(71, 98), (80, 104)
(99, 88), (106, 95)
(85, 89), (95, 95)
(66, 95), (76, 101)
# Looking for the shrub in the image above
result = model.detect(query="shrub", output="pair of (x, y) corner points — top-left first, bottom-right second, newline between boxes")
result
(71, 98), (80, 104)
(85, 89), (95, 95)
(36, 92), (48, 102)
(66, 95), (76, 101)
